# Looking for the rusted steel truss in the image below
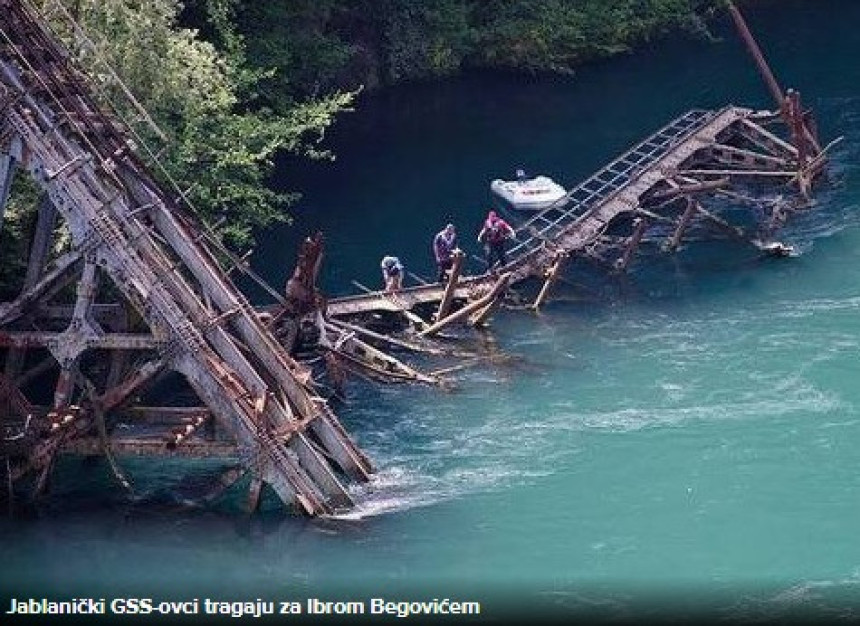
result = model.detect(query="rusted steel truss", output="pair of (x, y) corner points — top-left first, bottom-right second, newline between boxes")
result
(0, 0), (372, 515)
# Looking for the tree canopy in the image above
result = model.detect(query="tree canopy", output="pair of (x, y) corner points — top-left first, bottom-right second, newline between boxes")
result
(43, 0), (356, 244)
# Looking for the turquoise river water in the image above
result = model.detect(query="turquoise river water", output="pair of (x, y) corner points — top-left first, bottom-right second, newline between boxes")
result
(3, 1), (860, 622)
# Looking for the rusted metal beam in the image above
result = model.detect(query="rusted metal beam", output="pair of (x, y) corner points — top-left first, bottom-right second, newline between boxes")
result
(0, 370), (33, 418)
(666, 177), (748, 242)
(727, 2), (785, 109)
(0, 1), (376, 515)
(33, 303), (126, 328)
(737, 118), (798, 159)
(649, 178), (729, 201)
(327, 317), (446, 356)
(666, 198), (698, 253)
(95, 357), (166, 413)
(10, 408), (89, 483)
(167, 413), (210, 448)
(4, 194), (59, 379)
(61, 436), (238, 458)
(14, 354), (55, 388)
(125, 192), (369, 492)
(28, 404), (209, 426)
(707, 144), (791, 170)
(321, 319), (439, 385)
(284, 232), (324, 318)
(727, 3), (821, 166)
(115, 405), (210, 425)
(679, 168), (797, 178)
(0, 331), (159, 350)
(52, 261), (99, 409)
(23, 195), (58, 288)
(0, 251), (82, 326)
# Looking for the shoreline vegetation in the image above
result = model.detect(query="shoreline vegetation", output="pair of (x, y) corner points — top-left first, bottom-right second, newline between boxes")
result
(0, 0), (728, 297)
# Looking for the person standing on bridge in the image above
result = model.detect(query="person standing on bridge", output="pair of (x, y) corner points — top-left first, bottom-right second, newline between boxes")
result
(432, 223), (458, 283)
(380, 255), (404, 293)
(477, 210), (516, 271)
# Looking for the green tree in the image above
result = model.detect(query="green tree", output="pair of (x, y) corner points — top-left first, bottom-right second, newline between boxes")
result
(45, 0), (353, 244)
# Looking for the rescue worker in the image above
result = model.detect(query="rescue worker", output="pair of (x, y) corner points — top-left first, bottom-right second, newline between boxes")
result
(477, 210), (516, 271)
(380, 255), (404, 293)
(432, 223), (458, 283)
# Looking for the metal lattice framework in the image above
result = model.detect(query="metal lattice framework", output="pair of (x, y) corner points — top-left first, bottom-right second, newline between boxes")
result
(0, 0), (371, 515)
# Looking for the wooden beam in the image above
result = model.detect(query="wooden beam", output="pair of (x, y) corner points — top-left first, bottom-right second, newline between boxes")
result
(737, 118), (798, 158)
(679, 168), (798, 178)
(435, 250), (464, 322)
(708, 144), (791, 170)
(530, 252), (566, 311)
(649, 177), (729, 201)
(614, 217), (649, 272)
(666, 198), (698, 253)
(420, 273), (511, 338)
(327, 317), (445, 355)
(351, 280), (429, 330)
(727, 2), (785, 109)
(321, 321), (439, 385)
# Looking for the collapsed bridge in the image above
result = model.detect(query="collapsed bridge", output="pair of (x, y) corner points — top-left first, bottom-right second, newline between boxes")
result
(0, 1), (831, 515)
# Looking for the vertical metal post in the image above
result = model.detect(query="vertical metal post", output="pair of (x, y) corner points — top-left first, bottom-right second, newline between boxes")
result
(0, 154), (15, 235)
(5, 195), (59, 379)
(246, 475), (263, 514)
(5, 457), (13, 517)
(727, 2), (785, 110)
(53, 262), (98, 409)
(23, 195), (58, 288)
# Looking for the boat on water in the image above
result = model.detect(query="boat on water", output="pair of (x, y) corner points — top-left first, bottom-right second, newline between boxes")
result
(490, 170), (568, 211)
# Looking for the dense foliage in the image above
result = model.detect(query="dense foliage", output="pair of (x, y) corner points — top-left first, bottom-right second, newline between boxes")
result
(212, 0), (724, 104)
(52, 0), (357, 245)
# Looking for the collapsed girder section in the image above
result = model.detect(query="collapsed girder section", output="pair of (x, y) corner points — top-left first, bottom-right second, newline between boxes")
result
(0, 0), (371, 515)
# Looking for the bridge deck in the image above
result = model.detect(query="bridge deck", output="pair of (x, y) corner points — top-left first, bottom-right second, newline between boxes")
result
(327, 105), (752, 318)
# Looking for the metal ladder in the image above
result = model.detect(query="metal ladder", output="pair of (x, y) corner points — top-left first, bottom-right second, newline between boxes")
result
(508, 109), (716, 260)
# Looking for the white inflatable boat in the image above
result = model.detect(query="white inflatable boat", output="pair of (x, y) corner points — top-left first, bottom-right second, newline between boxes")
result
(490, 173), (568, 211)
